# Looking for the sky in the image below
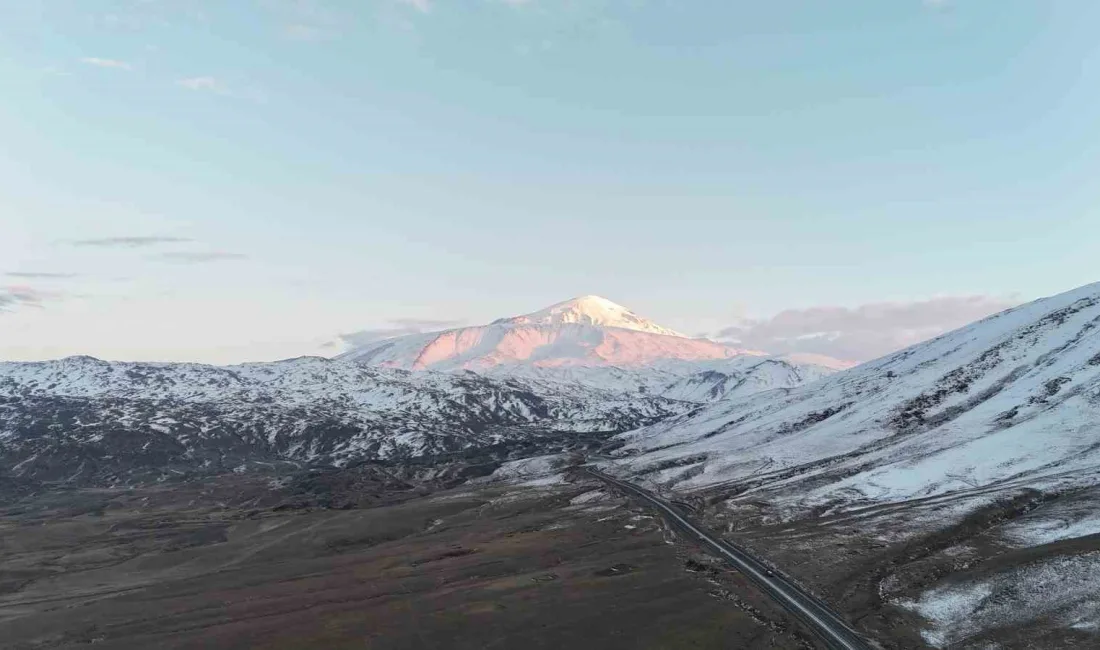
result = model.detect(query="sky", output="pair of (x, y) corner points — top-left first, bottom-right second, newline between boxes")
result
(1, 0), (1098, 364)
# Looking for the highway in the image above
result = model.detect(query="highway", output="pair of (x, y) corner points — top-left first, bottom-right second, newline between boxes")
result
(584, 467), (875, 650)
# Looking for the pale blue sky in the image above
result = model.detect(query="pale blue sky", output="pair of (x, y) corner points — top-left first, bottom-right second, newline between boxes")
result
(1, 1), (1097, 362)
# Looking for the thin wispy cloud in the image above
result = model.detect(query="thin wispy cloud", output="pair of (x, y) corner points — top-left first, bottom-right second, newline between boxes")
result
(156, 251), (249, 263)
(0, 286), (50, 313)
(79, 57), (134, 70)
(340, 318), (464, 348)
(38, 66), (72, 77)
(177, 76), (225, 92)
(73, 236), (194, 248)
(714, 296), (1018, 364)
(5, 272), (78, 280)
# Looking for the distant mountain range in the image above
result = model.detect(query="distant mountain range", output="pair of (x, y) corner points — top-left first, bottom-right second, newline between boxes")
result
(7, 283), (1097, 509)
(0, 296), (838, 485)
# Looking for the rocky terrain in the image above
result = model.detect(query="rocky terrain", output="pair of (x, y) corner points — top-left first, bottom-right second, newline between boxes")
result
(0, 356), (694, 487)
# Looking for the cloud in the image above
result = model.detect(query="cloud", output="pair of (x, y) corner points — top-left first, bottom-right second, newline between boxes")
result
(38, 66), (72, 77)
(397, 0), (432, 14)
(0, 286), (50, 313)
(79, 57), (134, 70)
(177, 76), (225, 92)
(340, 318), (464, 348)
(73, 236), (194, 248)
(155, 251), (249, 263)
(5, 272), (78, 279)
(714, 296), (1018, 364)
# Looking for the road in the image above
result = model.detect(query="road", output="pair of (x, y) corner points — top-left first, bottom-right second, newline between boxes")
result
(584, 467), (875, 650)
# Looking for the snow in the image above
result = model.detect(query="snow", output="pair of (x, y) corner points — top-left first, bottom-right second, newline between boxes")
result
(1007, 516), (1100, 547)
(342, 321), (759, 372)
(591, 281), (1100, 645)
(606, 281), (1100, 512)
(900, 552), (1100, 647)
(0, 357), (693, 472)
(902, 582), (994, 647)
(1003, 501), (1100, 547)
(487, 454), (570, 486)
(496, 295), (687, 337)
(569, 489), (607, 505)
(336, 296), (840, 399)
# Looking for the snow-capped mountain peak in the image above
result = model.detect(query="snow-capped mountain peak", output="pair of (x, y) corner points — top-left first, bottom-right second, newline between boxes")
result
(337, 295), (839, 399)
(494, 295), (686, 338)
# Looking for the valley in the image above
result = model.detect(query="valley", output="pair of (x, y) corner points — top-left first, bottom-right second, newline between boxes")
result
(2, 290), (1099, 648)
(0, 469), (824, 650)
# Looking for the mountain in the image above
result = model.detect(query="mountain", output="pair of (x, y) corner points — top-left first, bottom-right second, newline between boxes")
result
(340, 295), (755, 370)
(601, 282), (1100, 648)
(0, 297), (843, 487)
(608, 281), (1100, 511)
(339, 295), (840, 399)
(493, 295), (686, 337)
(0, 356), (692, 486)
(481, 356), (838, 403)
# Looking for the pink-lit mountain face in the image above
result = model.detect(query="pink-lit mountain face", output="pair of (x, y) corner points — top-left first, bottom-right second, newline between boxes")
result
(338, 296), (842, 400)
(340, 296), (759, 371)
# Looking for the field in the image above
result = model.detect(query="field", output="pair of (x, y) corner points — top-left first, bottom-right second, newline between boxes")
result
(1, 472), (815, 650)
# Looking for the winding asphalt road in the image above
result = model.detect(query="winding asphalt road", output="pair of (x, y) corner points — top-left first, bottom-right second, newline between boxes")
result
(584, 467), (875, 650)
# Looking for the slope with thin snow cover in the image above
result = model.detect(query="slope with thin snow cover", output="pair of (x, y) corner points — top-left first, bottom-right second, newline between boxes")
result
(609, 282), (1100, 645)
(612, 282), (1100, 509)
(0, 356), (691, 484)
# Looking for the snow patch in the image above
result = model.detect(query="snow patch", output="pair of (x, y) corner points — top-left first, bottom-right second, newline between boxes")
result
(900, 552), (1100, 647)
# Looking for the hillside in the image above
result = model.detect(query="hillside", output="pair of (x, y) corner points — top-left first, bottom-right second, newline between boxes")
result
(0, 356), (691, 485)
(611, 281), (1100, 509)
(606, 281), (1100, 647)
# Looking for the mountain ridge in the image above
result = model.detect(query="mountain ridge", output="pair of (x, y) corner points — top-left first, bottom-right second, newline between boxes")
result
(0, 356), (695, 485)
(609, 281), (1100, 511)
(492, 295), (688, 337)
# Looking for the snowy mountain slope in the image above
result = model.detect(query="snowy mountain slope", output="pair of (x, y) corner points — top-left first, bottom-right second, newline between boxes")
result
(609, 281), (1100, 513)
(341, 321), (752, 371)
(494, 295), (686, 337)
(339, 295), (839, 399)
(339, 295), (758, 370)
(657, 358), (836, 403)
(0, 356), (692, 485)
(473, 356), (835, 403)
